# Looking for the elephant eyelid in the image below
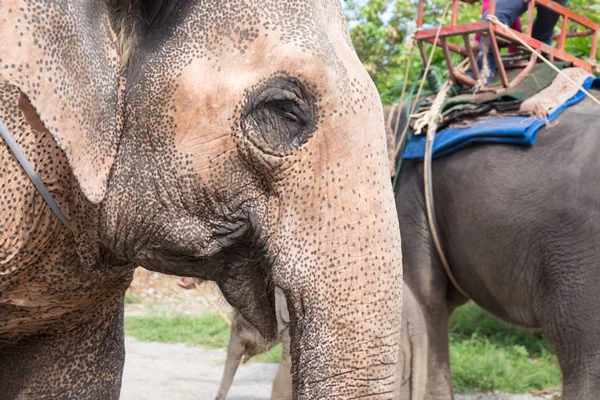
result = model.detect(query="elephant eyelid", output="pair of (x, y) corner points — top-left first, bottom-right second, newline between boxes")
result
(270, 101), (304, 123)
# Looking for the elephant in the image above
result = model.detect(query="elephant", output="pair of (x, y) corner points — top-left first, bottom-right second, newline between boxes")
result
(215, 283), (427, 400)
(0, 1), (404, 398)
(385, 84), (600, 400)
(215, 287), (292, 400)
(396, 282), (428, 400)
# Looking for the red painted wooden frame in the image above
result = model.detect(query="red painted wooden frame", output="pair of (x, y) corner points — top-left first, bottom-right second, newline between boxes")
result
(415, 0), (598, 88)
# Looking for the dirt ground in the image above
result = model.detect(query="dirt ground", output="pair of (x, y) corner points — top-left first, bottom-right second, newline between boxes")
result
(125, 269), (230, 317)
(122, 269), (557, 400)
(120, 336), (552, 400)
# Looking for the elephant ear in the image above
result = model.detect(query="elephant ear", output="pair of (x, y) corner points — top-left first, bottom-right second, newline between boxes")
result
(0, 0), (122, 203)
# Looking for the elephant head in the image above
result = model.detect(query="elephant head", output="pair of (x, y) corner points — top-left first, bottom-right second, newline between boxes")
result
(1, 0), (402, 396)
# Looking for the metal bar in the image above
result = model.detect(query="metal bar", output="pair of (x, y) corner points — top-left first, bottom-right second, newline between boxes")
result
(591, 31), (598, 61)
(488, 29), (509, 87)
(417, 0), (425, 29)
(0, 117), (70, 227)
(526, 0), (536, 37)
(451, 0), (460, 27)
(508, 54), (538, 88)
(423, 38), (469, 56)
(534, 0), (599, 31)
(492, 24), (594, 72)
(453, 71), (477, 87)
(462, 33), (480, 79)
(415, 21), (490, 40)
(417, 40), (428, 67)
(440, 38), (458, 84)
(557, 16), (569, 51)
(553, 30), (596, 39)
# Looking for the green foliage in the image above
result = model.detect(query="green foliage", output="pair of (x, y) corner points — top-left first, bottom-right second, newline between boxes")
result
(449, 303), (561, 393)
(252, 345), (282, 363)
(345, 0), (599, 104)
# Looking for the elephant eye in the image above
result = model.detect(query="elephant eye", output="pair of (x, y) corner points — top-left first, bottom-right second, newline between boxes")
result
(272, 101), (300, 122)
(241, 76), (317, 155)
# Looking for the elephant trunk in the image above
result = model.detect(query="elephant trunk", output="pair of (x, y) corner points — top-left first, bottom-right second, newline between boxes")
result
(291, 284), (402, 398)
(271, 152), (403, 398)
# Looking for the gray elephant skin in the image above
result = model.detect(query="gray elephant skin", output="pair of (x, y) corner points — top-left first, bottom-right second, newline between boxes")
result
(0, 1), (404, 398)
(216, 284), (428, 400)
(386, 86), (600, 400)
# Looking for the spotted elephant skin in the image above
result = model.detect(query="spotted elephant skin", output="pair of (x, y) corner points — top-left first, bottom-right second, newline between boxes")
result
(386, 88), (600, 400)
(0, 1), (404, 398)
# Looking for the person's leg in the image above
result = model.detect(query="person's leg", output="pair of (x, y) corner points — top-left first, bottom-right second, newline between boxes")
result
(508, 15), (523, 53)
(532, 0), (568, 45)
(478, 0), (528, 83)
(488, 0), (528, 27)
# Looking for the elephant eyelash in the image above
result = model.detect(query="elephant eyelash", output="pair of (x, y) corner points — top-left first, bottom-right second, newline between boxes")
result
(271, 101), (302, 123)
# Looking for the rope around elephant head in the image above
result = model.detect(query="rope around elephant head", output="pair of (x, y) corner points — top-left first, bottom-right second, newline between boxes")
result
(0, 117), (70, 228)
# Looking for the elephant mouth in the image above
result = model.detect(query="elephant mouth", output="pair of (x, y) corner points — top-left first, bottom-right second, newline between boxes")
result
(137, 222), (271, 282)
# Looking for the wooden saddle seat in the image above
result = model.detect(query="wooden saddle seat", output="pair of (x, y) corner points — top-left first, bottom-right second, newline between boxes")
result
(415, 0), (598, 89)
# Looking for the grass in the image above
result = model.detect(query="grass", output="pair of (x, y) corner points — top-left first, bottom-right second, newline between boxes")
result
(124, 312), (281, 363)
(124, 304), (562, 393)
(125, 313), (230, 348)
(449, 303), (561, 393)
(124, 293), (142, 305)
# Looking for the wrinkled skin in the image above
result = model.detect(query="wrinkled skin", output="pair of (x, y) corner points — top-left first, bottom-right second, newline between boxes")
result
(386, 88), (600, 400)
(0, 1), (403, 398)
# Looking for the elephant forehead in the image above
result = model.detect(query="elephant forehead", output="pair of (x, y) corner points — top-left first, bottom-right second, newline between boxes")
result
(169, 45), (334, 143)
(129, 0), (354, 101)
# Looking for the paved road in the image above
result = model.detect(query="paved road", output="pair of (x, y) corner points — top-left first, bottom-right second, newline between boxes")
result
(120, 337), (553, 400)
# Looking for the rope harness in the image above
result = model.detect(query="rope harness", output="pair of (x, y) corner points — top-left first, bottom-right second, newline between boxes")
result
(0, 117), (70, 228)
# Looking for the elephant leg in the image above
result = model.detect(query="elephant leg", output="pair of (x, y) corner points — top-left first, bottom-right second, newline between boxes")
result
(0, 303), (126, 400)
(421, 308), (454, 399)
(400, 232), (456, 398)
(541, 277), (600, 400)
(408, 293), (429, 400)
(409, 331), (429, 400)
(271, 326), (292, 400)
(215, 318), (246, 400)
